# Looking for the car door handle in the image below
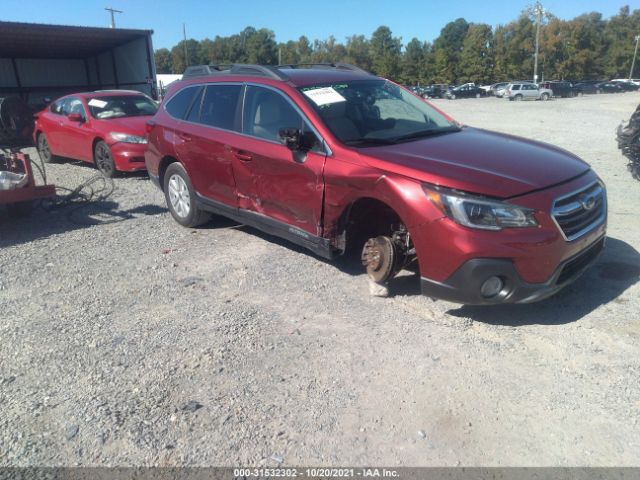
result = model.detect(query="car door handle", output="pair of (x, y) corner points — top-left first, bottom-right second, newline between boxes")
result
(178, 133), (192, 142)
(233, 151), (253, 162)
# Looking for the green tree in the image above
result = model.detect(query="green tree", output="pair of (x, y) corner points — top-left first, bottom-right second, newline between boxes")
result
(459, 24), (494, 83)
(170, 39), (203, 74)
(369, 26), (402, 78)
(401, 38), (427, 84)
(345, 35), (372, 70)
(432, 18), (469, 82)
(245, 28), (278, 64)
(154, 48), (172, 74)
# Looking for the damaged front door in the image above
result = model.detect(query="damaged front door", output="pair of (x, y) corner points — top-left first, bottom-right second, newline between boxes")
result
(231, 85), (326, 236)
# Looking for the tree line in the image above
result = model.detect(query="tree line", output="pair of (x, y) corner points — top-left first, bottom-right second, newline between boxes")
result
(154, 5), (640, 85)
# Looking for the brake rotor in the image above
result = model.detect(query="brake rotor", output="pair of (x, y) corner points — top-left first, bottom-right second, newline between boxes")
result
(361, 236), (396, 283)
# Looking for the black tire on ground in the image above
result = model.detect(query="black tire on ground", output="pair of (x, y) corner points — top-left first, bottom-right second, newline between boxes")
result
(515, 95), (523, 101)
(541, 93), (550, 101)
(37, 133), (56, 163)
(94, 140), (117, 178)
(8, 200), (33, 218)
(163, 162), (211, 228)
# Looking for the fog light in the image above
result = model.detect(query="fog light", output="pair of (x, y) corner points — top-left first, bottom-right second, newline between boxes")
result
(480, 276), (504, 298)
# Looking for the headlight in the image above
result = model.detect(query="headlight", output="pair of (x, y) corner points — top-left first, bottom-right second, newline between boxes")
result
(110, 132), (148, 144)
(423, 185), (538, 230)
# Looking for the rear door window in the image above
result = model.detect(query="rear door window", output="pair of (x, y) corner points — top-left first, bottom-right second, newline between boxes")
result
(165, 86), (200, 120)
(197, 84), (243, 131)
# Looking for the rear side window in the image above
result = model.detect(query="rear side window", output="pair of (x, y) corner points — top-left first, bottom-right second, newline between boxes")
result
(512, 85), (521, 91)
(50, 99), (67, 115)
(197, 84), (242, 130)
(165, 86), (199, 119)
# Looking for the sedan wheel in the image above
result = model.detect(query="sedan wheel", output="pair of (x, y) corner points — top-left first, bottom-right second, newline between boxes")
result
(475, 93), (481, 98)
(94, 141), (116, 178)
(37, 133), (54, 163)
(541, 93), (550, 101)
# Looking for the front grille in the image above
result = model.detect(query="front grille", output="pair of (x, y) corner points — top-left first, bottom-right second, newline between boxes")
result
(556, 237), (605, 285)
(552, 182), (606, 241)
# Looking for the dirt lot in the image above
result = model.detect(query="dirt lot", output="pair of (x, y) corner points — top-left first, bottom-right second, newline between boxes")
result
(1, 93), (639, 467)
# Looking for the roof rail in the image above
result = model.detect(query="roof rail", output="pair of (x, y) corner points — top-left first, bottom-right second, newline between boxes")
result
(276, 63), (371, 74)
(182, 63), (288, 81)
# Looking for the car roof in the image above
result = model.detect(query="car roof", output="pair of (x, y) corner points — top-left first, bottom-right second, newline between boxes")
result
(177, 63), (376, 88)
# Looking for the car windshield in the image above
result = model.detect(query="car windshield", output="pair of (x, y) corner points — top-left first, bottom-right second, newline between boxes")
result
(298, 80), (458, 146)
(87, 95), (158, 119)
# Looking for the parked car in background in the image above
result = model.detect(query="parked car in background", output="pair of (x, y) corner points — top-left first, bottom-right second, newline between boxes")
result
(612, 78), (640, 87)
(422, 84), (449, 99)
(445, 84), (486, 99)
(506, 83), (553, 101)
(34, 90), (157, 177)
(539, 81), (576, 98)
(611, 80), (640, 92)
(146, 63), (606, 305)
(594, 82), (625, 94)
(490, 82), (509, 96)
(571, 80), (602, 95)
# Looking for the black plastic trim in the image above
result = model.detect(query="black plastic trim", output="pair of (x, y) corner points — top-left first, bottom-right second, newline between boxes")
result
(421, 236), (605, 305)
(195, 193), (335, 260)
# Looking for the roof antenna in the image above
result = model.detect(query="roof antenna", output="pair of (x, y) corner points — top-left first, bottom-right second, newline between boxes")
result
(105, 7), (123, 28)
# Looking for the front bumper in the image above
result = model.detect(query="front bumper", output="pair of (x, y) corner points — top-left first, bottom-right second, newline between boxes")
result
(110, 142), (148, 172)
(421, 236), (605, 304)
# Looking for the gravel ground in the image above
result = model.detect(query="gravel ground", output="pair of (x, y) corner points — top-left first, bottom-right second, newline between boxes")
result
(1, 92), (639, 467)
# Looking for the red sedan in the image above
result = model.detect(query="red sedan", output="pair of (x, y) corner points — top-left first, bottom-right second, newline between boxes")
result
(34, 90), (157, 177)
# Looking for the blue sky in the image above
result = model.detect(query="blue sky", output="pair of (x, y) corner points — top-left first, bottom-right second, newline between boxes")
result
(0, 0), (636, 50)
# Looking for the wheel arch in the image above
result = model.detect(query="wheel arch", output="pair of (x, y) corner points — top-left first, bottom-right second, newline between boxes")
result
(158, 155), (181, 191)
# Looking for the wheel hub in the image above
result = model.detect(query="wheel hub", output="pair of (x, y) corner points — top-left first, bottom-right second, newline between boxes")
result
(361, 236), (396, 283)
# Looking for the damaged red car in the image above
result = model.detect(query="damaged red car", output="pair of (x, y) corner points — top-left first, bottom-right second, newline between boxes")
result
(145, 64), (607, 304)
(34, 90), (157, 177)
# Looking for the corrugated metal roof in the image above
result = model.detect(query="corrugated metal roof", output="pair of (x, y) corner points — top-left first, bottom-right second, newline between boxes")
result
(0, 21), (153, 59)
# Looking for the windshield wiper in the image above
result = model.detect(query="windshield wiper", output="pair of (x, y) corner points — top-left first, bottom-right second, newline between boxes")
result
(343, 137), (397, 146)
(393, 126), (461, 142)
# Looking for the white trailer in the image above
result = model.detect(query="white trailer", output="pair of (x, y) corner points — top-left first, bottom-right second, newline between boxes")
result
(0, 21), (157, 108)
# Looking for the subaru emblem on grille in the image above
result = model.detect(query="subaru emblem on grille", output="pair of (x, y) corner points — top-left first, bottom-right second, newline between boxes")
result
(579, 192), (597, 210)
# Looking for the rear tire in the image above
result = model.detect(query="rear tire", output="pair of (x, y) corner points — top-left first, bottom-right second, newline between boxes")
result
(475, 93), (481, 98)
(515, 94), (523, 101)
(163, 162), (211, 228)
(541, 93), (550, 101)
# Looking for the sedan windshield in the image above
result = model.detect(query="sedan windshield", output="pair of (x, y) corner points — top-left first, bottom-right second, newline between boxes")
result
(87, 95), (157, 119)
(299, 80), (459, 146)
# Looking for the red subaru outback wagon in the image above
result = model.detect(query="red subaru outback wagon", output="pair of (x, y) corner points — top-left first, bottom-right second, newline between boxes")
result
(145, 64), (607, 304)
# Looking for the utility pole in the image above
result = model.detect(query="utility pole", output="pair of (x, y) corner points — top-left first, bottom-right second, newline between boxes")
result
(532, 1), (544, 84)
(105, 7), (122, 28)
(183, 23), (189, 69)
(630, 34), (640, 80)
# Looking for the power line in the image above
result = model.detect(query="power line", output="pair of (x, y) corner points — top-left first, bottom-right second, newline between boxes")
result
(105, 7), (123, 29)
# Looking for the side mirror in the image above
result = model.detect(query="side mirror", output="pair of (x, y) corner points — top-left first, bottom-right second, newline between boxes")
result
(278, 128), (317, 152)
(68, 113), (84, 123)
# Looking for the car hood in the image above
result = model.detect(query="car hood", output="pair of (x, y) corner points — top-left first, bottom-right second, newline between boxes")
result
(358, 127), (590, 198)
(96, 116), (151, 136)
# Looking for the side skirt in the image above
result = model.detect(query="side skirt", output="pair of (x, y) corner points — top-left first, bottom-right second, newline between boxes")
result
(195, 193), (336, 260)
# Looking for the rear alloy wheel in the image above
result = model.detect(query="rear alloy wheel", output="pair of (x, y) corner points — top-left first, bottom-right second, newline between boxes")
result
(451, 94), (456, 100)
(475, 93), (481, 98)
(541, 93), (550, 101)
(37, 133), (55, 163)
(163, 162), (210, 228)
(94, 141), (117, 178)
(515, 94), (523, 101)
